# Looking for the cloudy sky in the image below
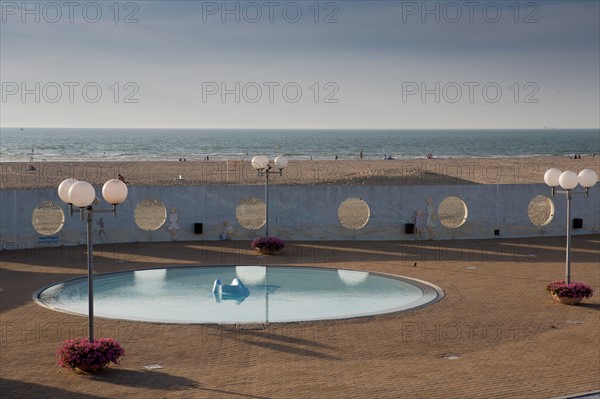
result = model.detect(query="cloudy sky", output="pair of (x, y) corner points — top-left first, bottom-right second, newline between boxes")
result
(1, 0), (599, 128)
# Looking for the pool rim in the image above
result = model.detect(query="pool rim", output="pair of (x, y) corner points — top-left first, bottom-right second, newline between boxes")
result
(32, 265), (445, 325)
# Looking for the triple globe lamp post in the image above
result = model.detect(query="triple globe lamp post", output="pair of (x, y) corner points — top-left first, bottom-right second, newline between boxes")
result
(251, 155), (288, 238)
(249, 155), (288, 323)
(57, 178), (128, 342)
(543, 167), (597, 285)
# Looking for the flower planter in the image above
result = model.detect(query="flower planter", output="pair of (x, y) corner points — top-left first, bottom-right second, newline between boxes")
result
(251, 237), (285, 255)
(551, 293), (583, 305)
(546, 280), (593, 306)
(57, 337), (124, 373)
(256, 248), (279, 256)
(76, 364), (106, 373)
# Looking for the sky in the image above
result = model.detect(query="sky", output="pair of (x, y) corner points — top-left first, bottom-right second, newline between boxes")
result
(0, 0), (599, 129)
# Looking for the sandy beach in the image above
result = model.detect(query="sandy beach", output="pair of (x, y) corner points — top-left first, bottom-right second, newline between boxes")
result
(1, 156), (598, 190)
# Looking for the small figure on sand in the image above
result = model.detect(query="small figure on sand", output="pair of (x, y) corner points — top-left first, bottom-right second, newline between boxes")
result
(427, 153), (434, 159)
(167, 208), (179, 239)
(335, 155), (339, 160)
(360, 151), (363, 159)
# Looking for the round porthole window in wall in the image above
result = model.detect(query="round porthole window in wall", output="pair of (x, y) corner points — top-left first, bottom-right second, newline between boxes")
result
(236, 196), (266, 230)
(32, 201), (65, 235)
(338, 198), (370, 230)
(528, 195), (554, 227)
(134, 199), (167, 231)
(437, 196), (468, 228)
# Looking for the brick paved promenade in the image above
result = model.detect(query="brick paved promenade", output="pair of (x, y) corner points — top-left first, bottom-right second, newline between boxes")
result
(1, 236), (598, 398)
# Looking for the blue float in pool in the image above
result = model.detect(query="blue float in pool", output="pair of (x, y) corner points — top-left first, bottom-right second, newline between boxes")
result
(212, 277), (250, 303)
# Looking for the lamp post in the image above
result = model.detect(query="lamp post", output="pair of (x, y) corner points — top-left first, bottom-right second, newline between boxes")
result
(544, 168), (597, 284)
(251, 155), (288, 238)
(57, 178), (128, 342)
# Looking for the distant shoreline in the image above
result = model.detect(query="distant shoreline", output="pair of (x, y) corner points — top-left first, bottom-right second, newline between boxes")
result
(2, 128), (598, 163)
(0, 152), (600, 164)
(2, 156), (598, 189)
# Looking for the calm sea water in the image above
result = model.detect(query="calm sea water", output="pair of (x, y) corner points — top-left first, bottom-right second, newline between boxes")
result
(1, 128), (598, 162)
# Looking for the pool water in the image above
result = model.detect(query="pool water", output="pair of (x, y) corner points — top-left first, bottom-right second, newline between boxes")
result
(35, 266), (443, 323)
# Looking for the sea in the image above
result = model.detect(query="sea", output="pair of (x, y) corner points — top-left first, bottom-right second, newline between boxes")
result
(0, 128), (598, 162)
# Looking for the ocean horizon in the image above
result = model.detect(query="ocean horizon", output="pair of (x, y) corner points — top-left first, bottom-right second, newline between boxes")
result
(1, 128), (598, 162)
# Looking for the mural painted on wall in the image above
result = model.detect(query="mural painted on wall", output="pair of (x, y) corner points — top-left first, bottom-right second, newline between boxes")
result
(410, 210), (425, 238)
(409, 197), (437, 240)
(220, 221), (235, 240)
(167, 208), (180, 240)
(425, 196), (437, 240)
(96, 217), (109, 242)
(5, 183), (600, 250)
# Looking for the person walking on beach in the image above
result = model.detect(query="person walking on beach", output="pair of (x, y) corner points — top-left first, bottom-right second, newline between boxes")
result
(360, 151), (363, 159)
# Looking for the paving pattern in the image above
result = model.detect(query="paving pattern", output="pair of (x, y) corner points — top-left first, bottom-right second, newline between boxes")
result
(1, 236), (599, 398)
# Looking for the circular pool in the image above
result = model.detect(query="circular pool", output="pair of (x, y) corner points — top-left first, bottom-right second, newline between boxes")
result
(34, 266), (443, 324)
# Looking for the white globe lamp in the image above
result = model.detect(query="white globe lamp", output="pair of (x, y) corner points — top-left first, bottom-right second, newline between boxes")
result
(544, 168), (562, 187)
(274, 155), (288, 170)
(102, 179), (128, 205)
(68, 181), (96, 208)
(57, 178), (78, 204)
(251, 155), (269, 170)
(559, 171), (579, 190)
(578, 169), (598, 188)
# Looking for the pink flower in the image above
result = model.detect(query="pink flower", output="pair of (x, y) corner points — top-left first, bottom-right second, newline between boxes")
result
(546, 280), (594, 298)
(56, 338), (125, 371)
(251, 237), (285, 252)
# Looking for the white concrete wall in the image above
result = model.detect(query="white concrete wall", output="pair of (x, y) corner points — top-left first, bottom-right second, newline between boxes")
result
(1, 184), (598, 250)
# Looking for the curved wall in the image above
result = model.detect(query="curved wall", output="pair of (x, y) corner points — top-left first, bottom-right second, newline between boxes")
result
(1, 184), (598, 250)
